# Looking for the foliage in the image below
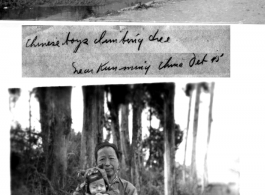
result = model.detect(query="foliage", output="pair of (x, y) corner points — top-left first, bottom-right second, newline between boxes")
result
(144, 83), (165, 124)
(11, 124), (82, 195)
(9, 88), (21, 97)
(184, 82), (210, 97)
(143, 123), (183, 169)
(11, 124), (46, 195)
(174, 165), (203, 195)
(177, 180), (196, 195)
(65, 130), (82, 193)
(185, 83), (195, 97)
(143, 126), (164, 168)
(177, 178), (203, 195)
(106, 84), (132, 107)
(140, 168), (164, 195)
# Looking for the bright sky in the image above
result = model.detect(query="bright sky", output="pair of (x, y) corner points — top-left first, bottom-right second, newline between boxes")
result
(174, 82), (240, 184)
(10, 82), (240, 184)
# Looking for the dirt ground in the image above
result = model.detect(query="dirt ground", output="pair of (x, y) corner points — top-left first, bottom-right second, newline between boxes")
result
(84, 0), (265, 23)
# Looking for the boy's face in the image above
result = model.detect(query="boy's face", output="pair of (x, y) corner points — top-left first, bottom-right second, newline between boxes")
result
(96, 147), (119, 179)
(89, 178), (106, 194)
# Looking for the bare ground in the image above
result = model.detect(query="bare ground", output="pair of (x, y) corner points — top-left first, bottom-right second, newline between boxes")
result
(84, 0), (265, 23)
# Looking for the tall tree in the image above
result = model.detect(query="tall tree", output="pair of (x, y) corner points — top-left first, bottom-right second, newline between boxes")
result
(143, 83), (166, 171)
(163, 83), (176, 195)
(8, 88), (21, 127)
(120, 103), (131, 181)
(36, 87), (72, 194)
(80, 85), (104, 169)
(190, 83), (201, 192)
(106, 85), (122, 154)
(106, 84), (132, 180)
(182, 83), (195, 182)
(131, 84), (145, 193)
(8, 88), (21, 110)
(202, 82), (215, 190)
(190, 82), (209, 193)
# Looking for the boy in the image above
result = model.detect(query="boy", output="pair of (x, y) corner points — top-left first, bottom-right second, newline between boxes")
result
(75, 166), (119, 195)
(86, 168), (109, 195)
(74, 142), (137, 195)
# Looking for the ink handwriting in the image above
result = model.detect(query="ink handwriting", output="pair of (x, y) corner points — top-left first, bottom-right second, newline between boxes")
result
(149, 29), (170, 43)
(189, 53), (208, 67)
(119, 63), (151, 75)
(72, 62), (94, 74)
(158, 57), (183, 70)
(62, 32), (88, 53)
(25, 29), (172, 52)
(94, 30), (118, 45)
(119, 30), (144, 51)
(96, 61), (116, 73)
(26, 36), (60, 48)
(211, 53), (224, 63)
(70, 52), (224, 76)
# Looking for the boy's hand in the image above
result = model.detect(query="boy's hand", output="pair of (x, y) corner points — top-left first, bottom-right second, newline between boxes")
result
(78, 167), (97, 178)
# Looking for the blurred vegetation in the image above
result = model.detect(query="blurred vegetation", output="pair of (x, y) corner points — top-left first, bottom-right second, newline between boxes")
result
(11, 116), (185, 195)
(11, 124), (46, 195)
(11, 123), (82, 195)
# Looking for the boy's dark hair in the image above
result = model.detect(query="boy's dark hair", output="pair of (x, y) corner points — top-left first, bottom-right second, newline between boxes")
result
(94, 142), (121, 161)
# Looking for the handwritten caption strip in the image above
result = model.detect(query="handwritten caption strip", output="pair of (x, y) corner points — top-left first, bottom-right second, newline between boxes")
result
(22, 25), (230, 77)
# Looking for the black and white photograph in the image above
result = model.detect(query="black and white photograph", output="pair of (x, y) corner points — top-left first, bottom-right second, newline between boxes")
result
(0, 0), (264, 23)
(1, 23), (265, 194)
(2, 24), (265, 195)
(1, 0), (265, 193)
(9, 81), (240, 195)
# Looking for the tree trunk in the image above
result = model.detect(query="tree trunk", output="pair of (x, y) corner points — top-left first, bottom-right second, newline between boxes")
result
(203, 82), (215, 191)
(183, 90), (193, 182)
(80, 86), (104, 169)
(191, 83), (201, 192)
(163, 83), (176, 195)
(37, 87), (72, 194)
(107, 85), (123, 167)
(37, 88), (49, 169)
(110, 104), (121, 157)
(8, 88), (21, 127)
(29, 90), (32, 130)
(131, 85), (144, 194)
(120, 103), (131, 181)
